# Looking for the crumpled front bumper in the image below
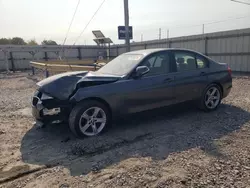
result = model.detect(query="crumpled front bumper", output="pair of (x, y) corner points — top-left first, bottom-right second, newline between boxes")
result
(32, 91), (70, 124)
(32, 105), (41, 120)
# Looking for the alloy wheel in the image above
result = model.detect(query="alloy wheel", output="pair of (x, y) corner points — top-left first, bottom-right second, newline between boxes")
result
(79, 107), (107, 136)
(205, 86), (221, 109)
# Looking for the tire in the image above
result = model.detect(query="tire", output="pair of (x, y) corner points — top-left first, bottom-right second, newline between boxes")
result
(199, 84), (222, 112)
(69, 100), (111, 138)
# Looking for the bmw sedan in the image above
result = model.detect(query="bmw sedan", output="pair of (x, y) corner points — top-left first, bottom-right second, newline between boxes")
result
(32, 48), (232, 137)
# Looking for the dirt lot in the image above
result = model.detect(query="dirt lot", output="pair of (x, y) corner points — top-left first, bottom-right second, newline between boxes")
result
(0, 71), (250, 188)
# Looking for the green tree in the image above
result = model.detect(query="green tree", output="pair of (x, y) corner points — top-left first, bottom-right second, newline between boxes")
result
(41, 40), (57, 45)
(0, 38), (11, 45)
(27, 39), (38, 45)
(11, 37), (26, 45)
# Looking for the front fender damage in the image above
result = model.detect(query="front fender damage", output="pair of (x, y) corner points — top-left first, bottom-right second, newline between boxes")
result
(37, 71), (120, 101)
(37, 71), (88, 100)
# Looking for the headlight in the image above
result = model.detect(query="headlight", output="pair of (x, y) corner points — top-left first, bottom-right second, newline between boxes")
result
(41, 93), (53, 100)
(34, 90), (39, 96)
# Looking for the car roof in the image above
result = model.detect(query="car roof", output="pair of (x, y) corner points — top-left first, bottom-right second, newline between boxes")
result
(124, 48), (205, 57)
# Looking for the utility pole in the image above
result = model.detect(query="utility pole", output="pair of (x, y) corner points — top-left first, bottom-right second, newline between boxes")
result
(124, 0), (130, 52)
(202, 24), (205, 35)
(159, 28), (162, 40)
(141, 34), (143, 42)
(167, 29), (169, 39)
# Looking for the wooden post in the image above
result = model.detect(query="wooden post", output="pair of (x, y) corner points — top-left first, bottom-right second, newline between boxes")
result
(44, 52), (48, 61)
(32, 67), (35, 75)
(116, 46), (119, 56)
(204, 37), (208, 56)
(4, 51), (10, 72)
(108, 43), (111, 60)
(45, 70), (49, 78)
(44, 52), (49, 77)
(29, 51), (36, 75)
(168, 40), (172, 48)
(9, 52), (15, 72)
(77, 47), (82, 60)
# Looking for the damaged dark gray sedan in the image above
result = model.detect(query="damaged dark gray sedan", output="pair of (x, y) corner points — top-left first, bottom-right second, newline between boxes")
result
(32, 48), (232, 137)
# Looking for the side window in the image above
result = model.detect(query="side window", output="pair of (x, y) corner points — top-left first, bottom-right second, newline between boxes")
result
(154, 57), (164, 67)
(197, 55), (208, 69)
(174, 52), (197, 72)
(141, 52), (170, 76)
(147, 57), (156, 67)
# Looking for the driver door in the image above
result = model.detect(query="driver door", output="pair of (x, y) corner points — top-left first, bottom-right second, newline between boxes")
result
(118, 51), (175, 113)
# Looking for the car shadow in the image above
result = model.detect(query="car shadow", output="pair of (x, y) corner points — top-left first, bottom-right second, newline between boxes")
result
(20, 103), (250, 176)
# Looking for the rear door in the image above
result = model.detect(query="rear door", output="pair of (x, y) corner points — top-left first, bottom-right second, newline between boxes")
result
(171, 50), (209, 102)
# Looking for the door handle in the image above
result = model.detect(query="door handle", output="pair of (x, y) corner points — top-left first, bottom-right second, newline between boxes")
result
(200, 72), (206, 76)
(164, 77), (173, 82)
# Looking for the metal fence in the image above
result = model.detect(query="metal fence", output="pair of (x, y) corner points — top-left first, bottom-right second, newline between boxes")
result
(0, 28), (250, 72)
(0, 45), (104, 71)
(110, 28), (250, 73)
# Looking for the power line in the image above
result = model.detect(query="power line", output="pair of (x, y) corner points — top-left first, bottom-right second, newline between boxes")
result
(205, 15), (250, 25)
(137, 15), (250, 42)
(231, 0), (250, 5)
(60, 0), (106, 63)
(73, 0), (107, 45)
(164, 15), (250, 30)
(59, 0), (81, 61)
(62, 0), (81, 46)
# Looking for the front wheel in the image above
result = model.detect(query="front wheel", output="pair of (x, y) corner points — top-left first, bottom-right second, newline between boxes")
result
(69, 100), (111, 138)
(199, 84), (222, 111)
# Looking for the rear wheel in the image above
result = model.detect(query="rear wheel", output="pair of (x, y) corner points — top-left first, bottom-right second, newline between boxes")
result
(69, 100), (111, 138)
(199, 84), (222, 111)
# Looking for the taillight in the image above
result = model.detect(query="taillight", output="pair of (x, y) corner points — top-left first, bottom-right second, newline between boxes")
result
(228, 66), (232, 76)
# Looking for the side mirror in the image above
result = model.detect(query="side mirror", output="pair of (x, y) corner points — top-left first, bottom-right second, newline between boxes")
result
(135, 66), (150, 78)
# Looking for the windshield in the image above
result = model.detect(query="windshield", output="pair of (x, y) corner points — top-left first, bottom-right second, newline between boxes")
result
(97, 54), (144, 76)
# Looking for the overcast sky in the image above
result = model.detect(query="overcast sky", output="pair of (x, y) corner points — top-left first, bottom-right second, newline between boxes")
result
(0, 0), (250, 45)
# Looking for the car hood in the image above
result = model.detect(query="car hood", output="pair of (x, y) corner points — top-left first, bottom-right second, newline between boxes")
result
(37, 71), (120, 100)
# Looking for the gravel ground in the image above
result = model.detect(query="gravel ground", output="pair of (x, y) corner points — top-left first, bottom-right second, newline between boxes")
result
(0, 71), (250, 188)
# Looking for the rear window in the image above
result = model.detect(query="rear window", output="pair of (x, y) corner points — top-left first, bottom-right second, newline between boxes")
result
(196, 55), (208, 69)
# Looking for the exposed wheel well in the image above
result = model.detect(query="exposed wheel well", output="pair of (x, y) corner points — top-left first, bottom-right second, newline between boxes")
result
(210, 82), (223, 96)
